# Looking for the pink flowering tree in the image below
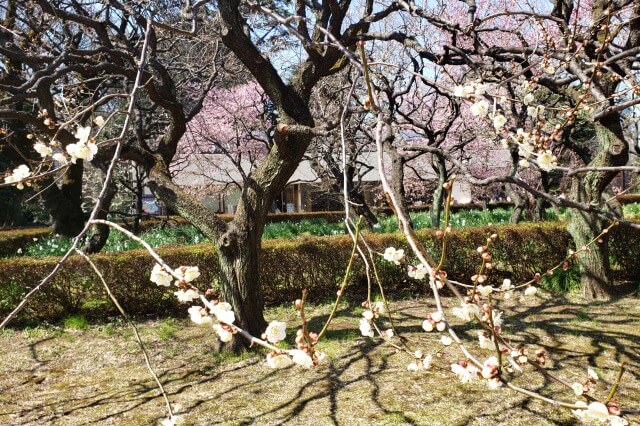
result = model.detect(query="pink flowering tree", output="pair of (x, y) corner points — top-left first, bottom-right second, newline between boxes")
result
(173, 81), (272, 193)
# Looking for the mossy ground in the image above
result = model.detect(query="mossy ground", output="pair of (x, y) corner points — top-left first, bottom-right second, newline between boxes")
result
(0, 294), (638, 425)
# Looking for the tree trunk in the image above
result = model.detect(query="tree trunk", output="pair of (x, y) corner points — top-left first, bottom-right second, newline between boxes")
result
(216, 222), (267, 348)
(567, 115), (628, 300)
(430, 154), (447, 228)
(567, 208), (613, 299)
(83, 177), (117, 254)
(385, 146), (412, 229)
(349, 190), (378, 228)
(41, 162), (86, 237)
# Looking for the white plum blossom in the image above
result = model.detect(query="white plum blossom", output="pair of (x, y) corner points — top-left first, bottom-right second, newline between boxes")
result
(474, 83), (486, 96)
(453, 84), (475, 98)
(588, 368), (599, 381)
(74, 125), (91, 143)
(487, 378), (502, 390)
(453, 85), (467, 98)
(493, 114), (507, 131)
(4, 164), (31, 190)
(362, 310), (374, 321)
(470, 100), (490, 117)
(174, 289), (200, 303)
(481, 356), (500, 379)
(266, 353), (294, 369)
(492, 310), (504, 327)
(572, 401), (610, 424)
(175, 266), (200, 283)
(407, 362), (420, 371)
(188, 306), (212, 325)
(66, 125), (97, 163)
(211, 302), (235, 324)
(383, 247), (405, 265)
(452, 302), (479, 322)
(264, 320), (287, 343)
(477, 285), (493, 297)
(213, 323), (233, 343)
(52, 153), (67, 164)
(440, 335), (452, 346)
(373, 301), (386, 315)
(290, 350), (314, 369)
(478, 331), (493, 349)
(359, 318), (374, 337)
(408, 263), (428, 280)
(422, 319), (434, 332)
(66, 139), (98, 163)
(451, 363), (479, 383)
(94, 116), (105, 127)
(34, 142), (53, 157)
(527, 105), (545, 118)
(150, 263), (173, 287)
(422, 354), (432, 369)
(537, 151), (558, 172)
(436, 321), (446, 332)
(572, 382), (584, 396)
(523, 93), (535, 105)
(161, 415), (183, 426)
(524, 286), (538, 296)
(501, 279), (512, 290)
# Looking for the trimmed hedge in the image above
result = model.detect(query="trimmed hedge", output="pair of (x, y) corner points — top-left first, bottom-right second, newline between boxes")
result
(0, 221), (637, 324)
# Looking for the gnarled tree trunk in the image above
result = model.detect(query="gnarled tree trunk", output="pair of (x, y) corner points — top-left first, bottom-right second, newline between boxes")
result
(567, 116), (628, 300)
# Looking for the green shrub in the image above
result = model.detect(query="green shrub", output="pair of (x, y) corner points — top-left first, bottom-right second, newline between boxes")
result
(62, 314), (89, 330)
(541, 264), (581, 293)
(1, 221), (638, 323)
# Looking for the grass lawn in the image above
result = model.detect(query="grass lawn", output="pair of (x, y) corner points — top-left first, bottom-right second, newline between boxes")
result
(0, 294), (638, 425)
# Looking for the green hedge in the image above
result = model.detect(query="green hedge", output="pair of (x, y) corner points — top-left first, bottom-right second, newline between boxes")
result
(0, 221), (637, 324)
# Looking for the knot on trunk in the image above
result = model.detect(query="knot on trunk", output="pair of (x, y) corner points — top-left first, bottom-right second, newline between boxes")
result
(218, 229), (239, 253)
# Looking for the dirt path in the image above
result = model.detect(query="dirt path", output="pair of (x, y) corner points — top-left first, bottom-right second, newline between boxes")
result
(1, 296), (639, 425)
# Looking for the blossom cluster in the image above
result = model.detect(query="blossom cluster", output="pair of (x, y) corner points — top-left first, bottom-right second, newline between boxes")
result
(2, 115), (103, 191)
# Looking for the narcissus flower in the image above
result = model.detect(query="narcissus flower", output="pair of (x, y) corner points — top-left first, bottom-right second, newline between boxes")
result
(264, 320), (287, 343)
